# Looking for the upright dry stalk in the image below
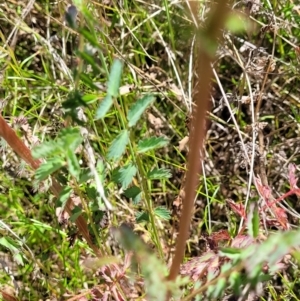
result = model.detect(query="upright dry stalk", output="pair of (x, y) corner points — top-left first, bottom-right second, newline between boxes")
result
(168, 0), (231, 280)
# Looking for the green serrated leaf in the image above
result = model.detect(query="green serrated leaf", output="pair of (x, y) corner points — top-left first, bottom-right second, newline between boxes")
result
(78, 168), (92, 184)
(127, 94), (155, 127)
(70, 206), (82, 222)
(123, 186), (142, 204)
(116, 163), (137, 189)
(107, 59), (123, 97)
(137, 136), (168, 153)
(107, 130), (129, 161)
(32, 141), (62, 159)
(95, 94), (113, 120)
(35, 157), (65, 181)
(136, 211), (150, 223)
(57, 186), (72, 209)
(66, 148), (80, 179)
(147, 168), (171, 180)
(154, 207), (171, 220)
(57, 128), (83, 151)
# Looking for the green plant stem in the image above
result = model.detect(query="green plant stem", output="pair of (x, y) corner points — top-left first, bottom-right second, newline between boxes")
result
(135, 154), (164, 259)
(113, 95), (164, 258)
(73, 179), (104, 251)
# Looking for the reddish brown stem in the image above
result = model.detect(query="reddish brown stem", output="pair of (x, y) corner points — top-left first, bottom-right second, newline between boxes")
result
(261, 188), (300, 212)
(0, 114), (102, 257)
(167, 0), (231, 281)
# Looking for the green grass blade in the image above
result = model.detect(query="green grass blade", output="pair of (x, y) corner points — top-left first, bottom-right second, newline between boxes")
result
(107, 59), (123, 97)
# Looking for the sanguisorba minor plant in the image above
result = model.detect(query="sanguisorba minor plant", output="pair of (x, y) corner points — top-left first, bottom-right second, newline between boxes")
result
(2, 1), (300, 300)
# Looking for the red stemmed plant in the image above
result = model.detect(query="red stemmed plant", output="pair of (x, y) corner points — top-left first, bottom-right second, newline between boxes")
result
(181, 163), (299, 282)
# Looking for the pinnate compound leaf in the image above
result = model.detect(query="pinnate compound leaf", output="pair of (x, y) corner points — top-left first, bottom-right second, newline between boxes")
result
(57, 127), (83, 151)
(32, 141), (62, 159)
(241, 231), (300, 278)
(66, 148), (80, 179)
(107, 59), (123, 97)
(137, 136), (168, 153)
(180, 251), (219, 281)
(127, 94), (155, 127)
(114, 163), (137, 189)
(35, 157), (65, 181)
(107, 130), (129, 161)
(230, 235), (254, 249)
(273, 206), (289, 230)
(154, 207), (171, 221)
(95, 94), (113, 120)
(147, 167), (171, 180)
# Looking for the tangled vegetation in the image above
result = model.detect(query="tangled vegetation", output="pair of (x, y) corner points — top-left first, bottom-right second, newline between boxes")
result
(1, 0), (300, 300)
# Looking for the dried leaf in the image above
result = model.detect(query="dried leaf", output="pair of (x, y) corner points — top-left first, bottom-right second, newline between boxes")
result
(231, 235), (255, 249)
(147, 113), (163, 130)
(288, 163), (298, 190)
(226, 199), (246, 219)
(178, 136), (189, 151)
